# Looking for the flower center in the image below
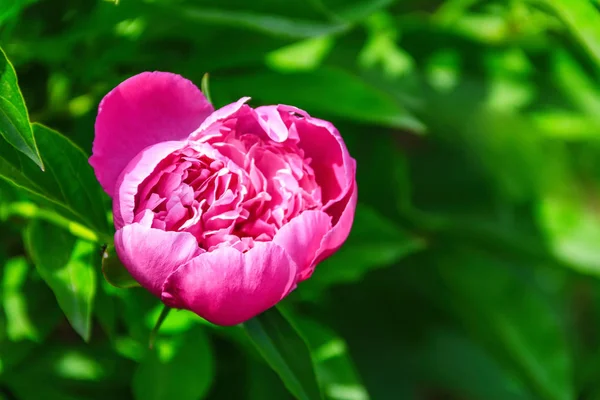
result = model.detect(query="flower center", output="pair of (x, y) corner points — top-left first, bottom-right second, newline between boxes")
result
(134, 132), (321, 252)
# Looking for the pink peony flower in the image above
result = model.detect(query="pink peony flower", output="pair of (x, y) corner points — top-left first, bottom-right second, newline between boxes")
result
(89, 72), (357, 325)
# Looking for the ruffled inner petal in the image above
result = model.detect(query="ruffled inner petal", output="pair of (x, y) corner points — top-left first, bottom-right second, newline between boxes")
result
(133, 105), (331, 254)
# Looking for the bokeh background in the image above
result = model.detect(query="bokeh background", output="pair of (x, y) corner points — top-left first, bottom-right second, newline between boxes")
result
(2, 0), (600, 399)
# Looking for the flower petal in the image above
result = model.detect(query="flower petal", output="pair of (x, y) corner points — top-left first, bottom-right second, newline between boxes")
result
(272, 210), (332, 279)
(161, 242), (297, 326)
(90, 72), (213, 196)
(115, 223), (200, 298)
(293, 114), (356, 211)
(113, 140), (185, 230)
(189, 97), (251, 141)
(306, 181), (358, 281)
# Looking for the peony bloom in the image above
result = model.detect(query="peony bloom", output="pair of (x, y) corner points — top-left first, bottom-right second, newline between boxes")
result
(90, 72), (357, 325)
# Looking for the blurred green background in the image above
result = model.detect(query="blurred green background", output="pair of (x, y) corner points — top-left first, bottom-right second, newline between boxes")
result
(3, 0), (600, 399)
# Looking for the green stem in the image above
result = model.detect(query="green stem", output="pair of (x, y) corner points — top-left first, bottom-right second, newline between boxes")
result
(149, 306), (171, 349)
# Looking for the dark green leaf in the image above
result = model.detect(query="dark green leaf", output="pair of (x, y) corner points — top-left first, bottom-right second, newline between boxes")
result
(212, 67), (423, 130)
(25, 219), (98, 342)
(94, 278), (117, 339)
(437, 249), (574, 400)
(538, 191), (600, 274)
(248, 359), (294, 400)
(244, 306), (323, 400)
(417, 329), (535, 400)
(6, 381), (80, 400)
(0, 0), (39, 25)
(0, 47), (43, 168)
(158, 3), (349, 39)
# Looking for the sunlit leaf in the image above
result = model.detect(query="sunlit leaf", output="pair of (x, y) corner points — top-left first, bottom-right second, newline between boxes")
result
(538, 190), (600, 276)
(542, 0), (600, 68)
(266, 36), (334, 71)
(290, 314), (370, 400)
(2, 257), (38, 341)
(25, 220), (98, 342)
(0, 266), (61, 371)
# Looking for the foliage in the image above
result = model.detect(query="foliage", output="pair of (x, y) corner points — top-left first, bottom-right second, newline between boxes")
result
(2, 0), (600, 399)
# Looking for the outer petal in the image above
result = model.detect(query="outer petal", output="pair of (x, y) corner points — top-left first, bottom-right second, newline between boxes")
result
(292, 113), (356, 213)
(90, 72), (213, 196)
(115, 223), (200, 298)
(162, 242), (297, 326)
(113, 140), (186, 230)
(272, 210), (332, 280)
(303, 181), (358, 281)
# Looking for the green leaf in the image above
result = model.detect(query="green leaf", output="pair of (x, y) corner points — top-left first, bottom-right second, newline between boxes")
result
(247, 359), (294, 400)
(161, 4), (349, 39)
(290, 315), (370, 400)
(0, 123), (110, 237)
(417, 329), (535, 400)
(266, 36), (335, 72)
(133, 326), (214, 400)
(541, 0), (600, 68)
(322, 0), (396, 22)
(0, 263), (62, 371)
(94, 278), (117, 339)
(101, 245), (140, 289)
(551, 49), (600, 126)
(436, 249), (574, 400)
(2, 257), (38, 341)
(6, 381), (80, 400)
(212, 67), (423, 130)
(244, 306), (323, 400)
(25, 219), (98, 342)
(0, 0), (38, 24)
(0, 47), (43, 168)
(537, 190), (600, 276)
(201, 72), (213, 105)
